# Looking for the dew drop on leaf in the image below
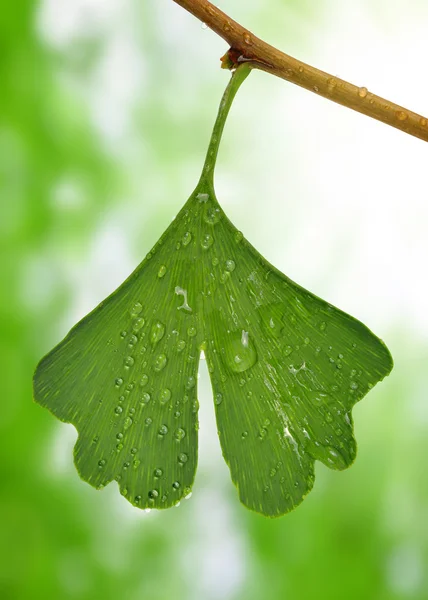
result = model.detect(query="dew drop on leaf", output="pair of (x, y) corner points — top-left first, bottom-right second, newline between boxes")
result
(154, 353), (167, 372)
(150, 321), (165, 345)
(225, 330), (257, 373)
(201, 233), (214, 250)
(130, 302), (143, 317)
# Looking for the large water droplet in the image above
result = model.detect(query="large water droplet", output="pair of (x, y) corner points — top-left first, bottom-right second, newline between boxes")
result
(204, 203), (221, 225)
(186, 376), (196, 390)
(124, 356), (135, 368)
(214, 392), (223, 405)
(158, 265), (167, 278)
(154, 353), (167, 372)
(124, 416), (133, 430)
(140, 374), (149, 387)
(160, 388), (172, 404)
(158, 424), (169, 436)
(225, 259), (235, 272)
(154, 468), (163, 478)
(182, 232), (192, 246)
(318, 445), (348, 470)
(130, 302), (143, 317)
(175, 428), (186, 441)
(140, 392), (151, 405)
(150, 321), (165, 345)
(201, 234), (214, 250)
(224, 330), (257, 373)
(132, 317), (145, 332)
(178, 453), (188, 464)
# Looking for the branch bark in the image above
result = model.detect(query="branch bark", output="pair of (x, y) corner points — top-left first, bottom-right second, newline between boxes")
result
(173, 0), (428, 143)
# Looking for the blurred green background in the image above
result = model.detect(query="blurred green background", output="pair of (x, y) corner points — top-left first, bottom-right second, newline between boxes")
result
(1, 0), (428, 598)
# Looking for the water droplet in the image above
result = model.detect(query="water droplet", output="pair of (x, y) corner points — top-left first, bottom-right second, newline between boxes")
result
(158, 265), (167, 278)
(241, 431), (248, 439)
(243, 32), (251, 44)
(131, 447), (138, 455)
(178, 453), (188, 464)
(148, 489), (159, 499)
(132, 317), (145, 332)
(186, 376), (196, 390)
(420, 117), (427, 127)
(358, 86), (368, 98)
(319, 321), (327, 331)
(177, 339), (186, 351)
(204, 203), (221, 225)
(182, 231), (192, 246)
(201, 22), (208, 29)
(124, 416), (133, 430)
(187, 327), (197, 338)
(154, 468), (163, 478)
(115, 406), (123, 415)
(319, 445), (347, 469)
(172, 481), (180, 490)
(313, 85), (319, 92)
(234, 231), (243, 243)
(145, 417), (152, 426)
(116, 433), (123, 441)
(120, 330), (127, 338)
(200, 232), (214, 250)
(175, 428), (186, 441)
(130, 302), (143, 317)
(350, 381), (358, 390)
(150, 321), (165, 345)
(140, 392), (151, 405)
(98, 459), (106, 468)
(124, 356), (134, 368)
(214, 392), (223, 405)
(160, 388), (172, 404)
(115, 378), (123, 387)
(158, 424), (169, 436)
(225, 330), (257, 373)
(225, 259), (235, 272)
(140, 374), (149, 387)
(154, 353), (167, 372)
(284, 345), (293, 356)
(396, 110), (408, 121)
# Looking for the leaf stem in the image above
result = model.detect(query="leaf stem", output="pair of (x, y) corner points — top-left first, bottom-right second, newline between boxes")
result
(199, 63), (251, 188)
(173, 0), (428, 143)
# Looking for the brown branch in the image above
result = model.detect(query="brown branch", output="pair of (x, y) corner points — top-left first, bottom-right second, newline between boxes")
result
(173, 0), (428, 143)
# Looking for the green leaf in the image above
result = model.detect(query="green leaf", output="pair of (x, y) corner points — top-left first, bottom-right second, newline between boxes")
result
(33, 65), (393, 517)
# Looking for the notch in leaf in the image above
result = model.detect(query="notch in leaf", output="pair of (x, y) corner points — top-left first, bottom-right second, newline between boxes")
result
(33, 64), (393, 517)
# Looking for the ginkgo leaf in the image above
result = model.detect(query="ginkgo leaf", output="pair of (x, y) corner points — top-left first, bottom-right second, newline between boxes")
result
(33, 64), (393, 517)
